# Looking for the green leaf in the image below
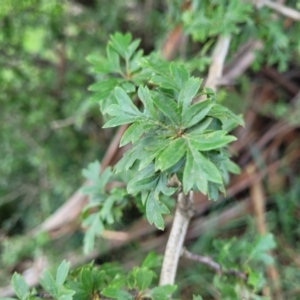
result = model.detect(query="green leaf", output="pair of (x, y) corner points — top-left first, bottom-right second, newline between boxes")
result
(170, 63), (189, 89)
(149, 285), (177, 300)
(182, 100), (213, 128)
(127, 39), (141, 61)
(101, 287), (133, 300)
(82, 161), (100, 182)
(156, 138), (186, 171)
(188, 130), (237, 151)
(185, 118), (213, 134)
(120, 121), (145, 147)
(114, 87), (141, 115)
(152, 93), (180, 125)
(109, 32), (132, 59)
(138, 86), (156, 118)
(135, 268), (153, 291)
(150, 75), (178, 91)
(183, 149), (208, 194)
(11, 273), (29, 300)
(178, 77), (201, 113)
(103, 115), (140, 128)
(127, 174), (158, 194)
(248, 234), (276, 264)
(225, 160), (240, 174)
(106, 45), (121, 73)
(146, 191), (169, 230)
(193, 295), (203, 300)
(40, 270), (58, 297)
(141, 252), (162, 269)
(58, 289), (75, 300)
(208, 104), (245, 126)
(56, 260), (70, 289)
(83, 214), (104, 254)
(88, 78), (120, 101)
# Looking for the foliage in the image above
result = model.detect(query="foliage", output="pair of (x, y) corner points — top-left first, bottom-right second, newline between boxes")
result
(1, 0), (300, 299)
(7, 253), (178, 300)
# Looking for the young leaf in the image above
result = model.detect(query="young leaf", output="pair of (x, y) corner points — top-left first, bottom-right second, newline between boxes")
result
(138, 86), (156, 118)
(188, 130), (237, 151)
(185, 118), (213, 134)
(103, 115), (140, 128)
(182, 100), (213, 128)
(170, 63), (189, 89)
(152, 93), (180, 125)
(149, 285), (177, 300)
(11, 273), (29, 300)
(155, 138), (186, 171)
(127, 174), (158, 194)
(82, 161), (100, 182)
(101, 287), (133, 300)
(106, 45), (122, 73)
(208, 104), (245, 126)
(192, 150), (222, 184)
(88, 78), (119, 102)
(183, 149), (208, 194)
(146, 192), (169, 230)
(109, 32), (133, 60)
(83, 214), (104, 254)
(141, 252), (162, 269)
(56, 260), (70, 289)
(178, 77), (201, 113)
(40, 270), (58, 298)
(114, 87), (141, 116)
(135, 268), (153, 291)
(58, 289), (75, 300)
(120, 121), (145, 147)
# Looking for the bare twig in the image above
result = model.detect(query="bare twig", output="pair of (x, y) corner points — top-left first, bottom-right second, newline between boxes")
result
(182, 248), (248, 281)
(261, 0), (300, 20)
(204, 35), (231, 91)
(159, 192), (194, 285)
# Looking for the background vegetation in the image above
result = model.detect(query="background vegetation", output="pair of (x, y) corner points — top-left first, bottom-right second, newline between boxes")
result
(1, 0), (300, 299)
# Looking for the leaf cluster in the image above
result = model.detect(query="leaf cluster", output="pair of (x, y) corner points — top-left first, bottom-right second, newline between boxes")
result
(88, 33), (243, 230)
(7, 253), (177, 300)
(81, 161), (129, 254)
(180, 0), (300, 72)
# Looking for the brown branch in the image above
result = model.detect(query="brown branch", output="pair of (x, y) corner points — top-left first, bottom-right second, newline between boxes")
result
(182, 248), (248, 281)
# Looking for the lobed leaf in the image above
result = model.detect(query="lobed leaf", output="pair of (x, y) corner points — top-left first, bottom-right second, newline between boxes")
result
(114, 87), (141, 115)
(101, 287), (133, 300)
(182, 100), (213, 128)
(146, 191), (169, 230)
(170, 63), (189, 89)
(178, 77), (202, 113)
(138, 86), (157, 118)
(155, 138), (186, 171)
(208, 104), (245, 126)
(120, 121), (146, 147)
(152, 93), (180, 125)
(11, 273), (29, 300)
(40, 270), (58, 298)
(56, 260), (70, 289)
(188, 130), (237, 151)
(103, 115), (141, 128)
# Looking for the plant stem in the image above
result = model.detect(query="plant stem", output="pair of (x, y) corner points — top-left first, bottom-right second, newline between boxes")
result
(159, 34), (232, 287)
(159, 191), (194, 285)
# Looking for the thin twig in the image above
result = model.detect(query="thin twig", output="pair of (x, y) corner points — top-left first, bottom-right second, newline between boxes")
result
(159, 192), (194, 285)
(182, 248), (248, 281)
(262, 0), (300, 20)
